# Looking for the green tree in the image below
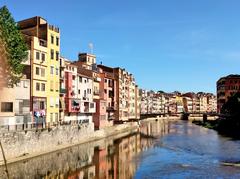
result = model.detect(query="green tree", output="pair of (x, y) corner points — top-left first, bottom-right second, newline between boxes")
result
(0, 5), (27, 85)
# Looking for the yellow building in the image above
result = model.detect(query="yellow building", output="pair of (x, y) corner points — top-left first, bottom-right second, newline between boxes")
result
(19, 16), (60, 124)
(47, 25), (60, 123)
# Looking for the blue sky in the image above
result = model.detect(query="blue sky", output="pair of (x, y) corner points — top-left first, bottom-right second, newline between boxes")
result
(2, 0), (240, 93)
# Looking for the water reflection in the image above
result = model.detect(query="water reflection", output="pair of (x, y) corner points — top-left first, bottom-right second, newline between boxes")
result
(0, 120), (169, 179)
(135, 121), (240, 179)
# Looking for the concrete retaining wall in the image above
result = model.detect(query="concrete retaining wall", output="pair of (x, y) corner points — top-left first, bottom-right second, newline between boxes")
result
(0, 122), (138, 164)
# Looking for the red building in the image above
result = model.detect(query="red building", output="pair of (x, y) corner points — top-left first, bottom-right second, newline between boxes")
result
(217, 74), (240, 113)
(93, 66), (116, 129)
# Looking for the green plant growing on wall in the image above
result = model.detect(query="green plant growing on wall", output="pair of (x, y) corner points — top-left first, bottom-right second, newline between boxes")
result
(0, 5), (27, 85)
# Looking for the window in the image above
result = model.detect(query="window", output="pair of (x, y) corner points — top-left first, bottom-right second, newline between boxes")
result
(51, 49), (54, 59)
(41, 83), (45, 91)
(55, 98), (59, 108)
(55, 113), (58, 122)
(105, 79), (107, 83)
(1, 102), (13, 112)
(79, 77), (82, 83)
(56, 37), (59, 46)
(41, 53), (45, 62)
(50, 113), (53, 123)
(51, 35), (54, 44)
(41, 68), (45, 77)
(56, 51), (59, 61)
(56, 68), (59, 75)
(78, 90), (80, 94)
(40, 101), (45, 110)
(36, 51), (40, 60)
(50, 66), (54, 75)
(50, 81), (54, 91)
(50, 97), (54, 107)
(90, 103), (95, 108)
(36, 82), (40, 91)
(36, 67), (40, 75)
(87, 89), (91, 94)
(55, 82), (59, 92)
(104, 89), (107, 94)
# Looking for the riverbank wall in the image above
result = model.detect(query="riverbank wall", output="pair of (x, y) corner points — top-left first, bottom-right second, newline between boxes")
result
(0, 122), (139, 165)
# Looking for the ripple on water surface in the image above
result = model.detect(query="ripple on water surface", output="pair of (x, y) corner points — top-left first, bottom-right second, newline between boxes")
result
(134, 121), (240, 179)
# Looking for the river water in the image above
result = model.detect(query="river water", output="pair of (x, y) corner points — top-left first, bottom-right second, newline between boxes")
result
(1, 120), (240, 179)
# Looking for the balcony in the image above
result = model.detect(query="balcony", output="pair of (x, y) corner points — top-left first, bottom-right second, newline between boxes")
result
(82, 102), (96, 113)
(60, 88), (66, 94)
(65, 99), (81, 113)
(94, 77), (101, 82)
(106, 106), (116, 112)
(39, 39), (47, 47)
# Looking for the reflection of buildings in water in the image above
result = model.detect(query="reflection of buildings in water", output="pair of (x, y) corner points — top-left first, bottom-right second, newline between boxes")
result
(93, 134), (141, 179)
(139, 120), (170, 151)
(114, 134), (141, 179)
(0, 122), (170, 179)
(93, 145), (114, 179)
(0, 143), (96, 179)
(91, 121), (171, 179)
(140, 120), (170, 138)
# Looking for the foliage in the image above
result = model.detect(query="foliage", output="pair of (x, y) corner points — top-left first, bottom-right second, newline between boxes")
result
(0, 5), (27, 85)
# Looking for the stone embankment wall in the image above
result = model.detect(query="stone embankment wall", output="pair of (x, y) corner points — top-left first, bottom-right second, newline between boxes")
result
(0, 122), (138, 163)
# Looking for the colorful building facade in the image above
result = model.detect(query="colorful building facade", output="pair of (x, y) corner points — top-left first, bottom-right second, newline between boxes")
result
(19, 16), (60, 125)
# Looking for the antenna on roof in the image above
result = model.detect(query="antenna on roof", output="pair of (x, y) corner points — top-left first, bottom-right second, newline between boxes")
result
(88, 43), (93, 54)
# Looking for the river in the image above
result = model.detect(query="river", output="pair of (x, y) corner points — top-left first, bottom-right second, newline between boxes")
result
(1, 120), (240, 178)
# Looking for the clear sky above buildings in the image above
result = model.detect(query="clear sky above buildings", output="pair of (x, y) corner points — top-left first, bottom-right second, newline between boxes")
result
(2, 0), (240, 93)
